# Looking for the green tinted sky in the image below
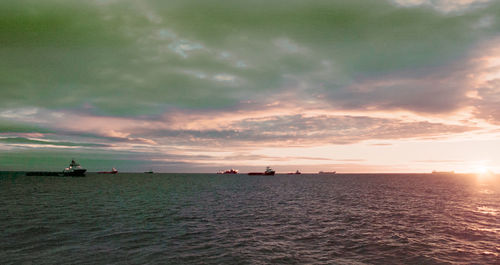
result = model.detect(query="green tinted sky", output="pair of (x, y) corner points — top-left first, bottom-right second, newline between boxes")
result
(2, 0), (500, 173)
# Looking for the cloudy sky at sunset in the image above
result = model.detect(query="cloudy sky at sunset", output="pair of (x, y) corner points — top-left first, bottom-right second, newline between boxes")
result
(2, 0), (500, 173)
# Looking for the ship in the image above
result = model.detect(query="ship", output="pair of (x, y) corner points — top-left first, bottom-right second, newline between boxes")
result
(144, 170), (154, 174)
(318, 171), (336, 175)
(432, 170), (455, 174)
(248, 166), (275, 176)
(217, 169), (238, 174)
(63, 159), (87, 177)
(98, 168), (118, 174)
(287, 170), (302, 175)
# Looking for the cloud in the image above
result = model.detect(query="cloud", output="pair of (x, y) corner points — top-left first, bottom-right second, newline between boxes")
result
(466, 38), (500, 124)
(0, 137), (109, 148)
(414, 159), (465, 163)
(0, 103), (478, 159)
(391, 0), (493, 13)
(273, 38), (306, 53)
(2, 0), (499, 116)
(213, 74), (236, 82)
(129, 111), (477, 147)
(168, 40), (204, 58)
(473, 15), (495, 29)
(328, 62), (472, 113)
(0, 120), (52, 134)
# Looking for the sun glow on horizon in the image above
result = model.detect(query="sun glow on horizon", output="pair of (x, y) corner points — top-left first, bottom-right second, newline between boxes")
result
(472, 163), (499, 181)
(476, 166), (489, 174)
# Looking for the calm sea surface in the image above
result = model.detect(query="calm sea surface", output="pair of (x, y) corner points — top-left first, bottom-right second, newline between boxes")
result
(1, 173), (499, 264)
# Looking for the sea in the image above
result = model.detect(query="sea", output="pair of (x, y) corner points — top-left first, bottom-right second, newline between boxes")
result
(1, 173), (499, 264)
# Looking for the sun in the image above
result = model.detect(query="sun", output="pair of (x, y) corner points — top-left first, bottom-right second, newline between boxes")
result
(474, 165), (496, 181)
(477, 166), (489, 174)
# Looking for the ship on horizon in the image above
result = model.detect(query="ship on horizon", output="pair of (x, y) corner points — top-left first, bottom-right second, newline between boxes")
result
(318, 171), (336, 175)
(63, 159), (86, 177)
(217, 169), (238, 174)
(248, 166), (275, 176)
(432, 170), (455, 174)
(98, 168), (118, 174)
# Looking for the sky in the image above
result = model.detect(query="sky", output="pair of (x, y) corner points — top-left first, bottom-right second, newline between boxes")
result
(1, 0), (500, 173)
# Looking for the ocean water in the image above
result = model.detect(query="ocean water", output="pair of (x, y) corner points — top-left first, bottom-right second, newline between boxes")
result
(1, 173), (499, 264)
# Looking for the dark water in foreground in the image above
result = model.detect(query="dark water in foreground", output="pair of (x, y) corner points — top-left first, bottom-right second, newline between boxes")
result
(1, 173), (499, 264)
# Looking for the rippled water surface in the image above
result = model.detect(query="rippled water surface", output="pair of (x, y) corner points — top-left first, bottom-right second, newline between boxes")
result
(1, 173), (499, 264)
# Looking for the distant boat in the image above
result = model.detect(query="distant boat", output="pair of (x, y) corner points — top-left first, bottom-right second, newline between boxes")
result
(287, 170), (302, 175)
(217, 169), (238, 174)
(98, 168), (118, 174)
(144, 170), (154, 174)
(248, 166), (275, 176)
(432, 170), (454, 174)
(63, 159), (86, 177)
(318, 171), (336, 175)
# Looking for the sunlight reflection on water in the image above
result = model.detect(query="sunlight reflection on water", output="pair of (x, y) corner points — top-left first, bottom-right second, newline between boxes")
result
(476, 206), (498, 216)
